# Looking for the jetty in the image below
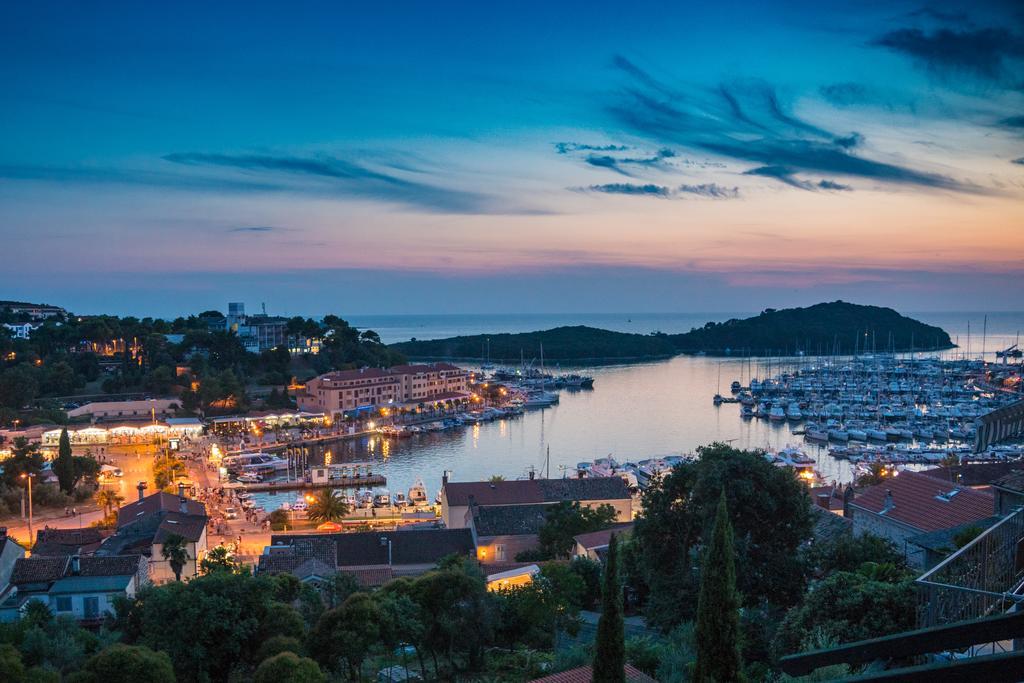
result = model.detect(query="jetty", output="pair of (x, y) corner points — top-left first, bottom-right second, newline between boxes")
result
(240, 474), (386, 493)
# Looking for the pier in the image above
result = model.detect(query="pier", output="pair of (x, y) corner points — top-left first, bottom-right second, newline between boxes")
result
(239, 474), (386, 493)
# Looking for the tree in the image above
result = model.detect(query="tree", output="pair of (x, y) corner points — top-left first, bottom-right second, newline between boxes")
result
(773, 572), (916, 656)
(633, 444), (813, 629)
(79, 644), (175, 683)
(0, 644), (25, 683)
(693, 492), (744, 683)
(200, 545), (240, 574)
(255, 652), (325, 683)
(310, 592), (381, 679)
(152, 455), (186, 490)
(805, 532), (906, 578)
(537, 501), (618, 559)
(94, 489), (125, 521)
(53, 428), (75, 494)
(161, 534), (189, 581)
(593, 534), (625, 683)
(306, 489), (349, 524)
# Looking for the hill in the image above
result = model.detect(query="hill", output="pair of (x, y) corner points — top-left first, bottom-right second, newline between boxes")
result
(668, 301), (953, 355)
(389, 325), (678, 363)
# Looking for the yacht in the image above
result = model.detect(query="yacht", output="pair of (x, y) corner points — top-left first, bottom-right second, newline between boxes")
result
(769, 405), (787, 422)
(408, 479), (429, 505)
(524, 391), (558, 408)
(393, 492), (409, 507)
(373, 491), (392, 507)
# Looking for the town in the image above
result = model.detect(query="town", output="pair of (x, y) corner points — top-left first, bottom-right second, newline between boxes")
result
(1, 298), (1024, 682)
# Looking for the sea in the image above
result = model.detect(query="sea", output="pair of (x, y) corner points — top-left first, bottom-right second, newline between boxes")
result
(256, 311), (1024, 508)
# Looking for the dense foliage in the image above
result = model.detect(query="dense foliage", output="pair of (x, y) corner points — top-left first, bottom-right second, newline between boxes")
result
(668, 301), (953, 355)
(631, 443), (813, 630)
(592, 534), (625, 683)
(390, 325), (678, 362)
(534, 500), (617, 559)
(0, 308), (402, 426)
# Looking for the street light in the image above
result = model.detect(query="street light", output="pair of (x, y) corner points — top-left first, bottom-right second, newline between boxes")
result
(379, 535), (392, 565)
(21, 472), (35, 546)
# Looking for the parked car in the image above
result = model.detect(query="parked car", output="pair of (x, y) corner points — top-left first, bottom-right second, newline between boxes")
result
(224, 507), (238, 520)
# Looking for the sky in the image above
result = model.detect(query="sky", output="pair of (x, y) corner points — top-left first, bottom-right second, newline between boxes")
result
(1, 0), (1023, 317)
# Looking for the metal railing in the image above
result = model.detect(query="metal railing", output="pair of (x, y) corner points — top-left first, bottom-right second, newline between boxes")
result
(917, 507), (1024, 629)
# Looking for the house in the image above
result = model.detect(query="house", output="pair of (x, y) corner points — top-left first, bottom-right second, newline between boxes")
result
(0, 554), (147, 624)
(441, 477), (634, 529)
(847, 471), (995, 568)
(0, 529), (27, 599)
(469, 504), (551, 563)
(907, 515), (1003, 570)
(2, 322), (41, 339)
(258, 528), (475, 583)
(572, 523), (634, 561)
(920, 462), (1024, 491)
(485, 563), (540, 592)
(98, 483), (208, 583)
(295, 363), (470, 414)
(67, 399), (179, 422)
(990, 470), (1024, 516)
(32, 528), (109, 557)
(528, 664), (656, 683)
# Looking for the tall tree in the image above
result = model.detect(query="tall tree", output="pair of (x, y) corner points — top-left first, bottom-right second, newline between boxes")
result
(95, 489), (125, 520)
(54, 427), (75, 493)
(693, 492), (744, 683)
(161, 534), (189, 581)
(593, 534), (625, 683)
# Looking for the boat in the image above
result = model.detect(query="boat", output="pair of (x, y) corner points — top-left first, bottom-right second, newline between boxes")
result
(236, 473), (263, 484)
(393, 492), (409, 507)
(223, 452), (288, 474)
(524, 392), (558, 408)
(408, 479), (428, 505)
(730, 380), (742, 393)
(769, 405), (787, 422)
(373, 491), (391, 507)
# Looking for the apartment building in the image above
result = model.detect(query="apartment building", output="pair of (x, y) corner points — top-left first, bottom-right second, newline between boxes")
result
(295, 363), (469, 413)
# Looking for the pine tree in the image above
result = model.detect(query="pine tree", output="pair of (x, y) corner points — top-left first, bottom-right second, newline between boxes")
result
(693, 491), (744, 683)
(54, 427), (75, 494)
(593, 533), (625, 683)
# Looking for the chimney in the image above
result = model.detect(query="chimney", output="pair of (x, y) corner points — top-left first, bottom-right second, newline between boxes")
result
(442, 470), (450, 486)
(882, 489), (895, 513)
(528, 469), (535, 480)
(137, 481), (148, 501)
(577, 469), (585, 479)
(0, 527), (6, 540)
(179, 483), (189, 513)
(70, 555), (80, 575)
(843, 483), (855, 518)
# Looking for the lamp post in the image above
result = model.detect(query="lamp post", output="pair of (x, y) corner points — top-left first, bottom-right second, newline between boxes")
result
(380, 535), (392, 565)
(21, 472), (35, 546)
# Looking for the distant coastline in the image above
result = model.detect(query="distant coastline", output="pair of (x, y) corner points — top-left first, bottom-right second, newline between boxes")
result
(390, 302), (956, 364)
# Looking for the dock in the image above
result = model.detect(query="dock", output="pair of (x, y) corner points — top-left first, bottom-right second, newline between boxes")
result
(240, 475), (386, 493)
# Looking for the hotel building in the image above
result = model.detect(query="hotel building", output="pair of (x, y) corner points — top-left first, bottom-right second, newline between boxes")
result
(295, 363), (470, 414)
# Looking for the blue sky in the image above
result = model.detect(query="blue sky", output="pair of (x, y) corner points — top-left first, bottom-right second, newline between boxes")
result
(1, 0), (1022, 316)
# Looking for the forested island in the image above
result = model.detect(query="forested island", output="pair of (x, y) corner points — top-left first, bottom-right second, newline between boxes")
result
(390, 302), (954, 362)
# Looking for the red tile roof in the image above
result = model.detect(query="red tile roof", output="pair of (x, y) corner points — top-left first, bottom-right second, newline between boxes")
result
(573, 523), (634, 550)
(117, 492), (206, 529)
(851, 471), (994, 532)
(529, 664), (656, 683)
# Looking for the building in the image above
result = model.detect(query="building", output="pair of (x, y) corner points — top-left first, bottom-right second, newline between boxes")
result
(0, 301), (66, 320)
(225, 302), (288, 353)
(31, 528), (109, 557)
(989, 470), (1024, 515)
(440, 477), (635, 529)
(258, 528), (475, 584)
(0, 529), (27, 601)
(2, 322), (41, 339)
(847, 471), (995, 568)
(572, 523), (634, 561)
(0, 554), (147, 623)
(920, 462), (1024, 490)
(295, 363), (470, 415)
(528, 664), (657, 683)
(469, 503), (551, 563)
(67, 399), (179, 422)
(98, 484), (208, 583)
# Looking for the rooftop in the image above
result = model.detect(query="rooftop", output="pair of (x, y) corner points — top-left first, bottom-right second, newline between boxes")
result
(268, 528), (474, 567)
(991, 469), (1024, 494)
(850, 471), (994, 533)
(32, 527), (109, 557)
(472, 504), (551, 536)
(444, 477), (632, 507)
(528, 664), (656, 683)
(117, 491), (206, 529)
(11, 555), (142, 586)
(572, 523), (634, 551)
(921, 463), (1024, 488)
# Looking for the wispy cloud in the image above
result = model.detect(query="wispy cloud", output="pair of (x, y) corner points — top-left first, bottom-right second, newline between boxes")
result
(583, 148), (676, 176)
(605, 55), (985, 194)
(554, 142), (630, 154)
(580, 182), (740, 199)
(583, 183), (672, 197)
(744, 166), (850, 192)
(1000, 115), (1024, 128)
(226, 226), (289, 233)
(677, 183), (740, 198)
(871, 27), (1024, 84)
(157, 152), (503, 214)
(1012, 158), (1024, 165)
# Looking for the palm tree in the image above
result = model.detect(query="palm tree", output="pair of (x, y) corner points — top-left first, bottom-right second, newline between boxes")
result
(161, 533), (190, 581)
(307, 489), (350, 524)
(94, 489), (124, 519)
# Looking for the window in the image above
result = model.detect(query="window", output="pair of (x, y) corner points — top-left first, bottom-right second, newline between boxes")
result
(55, 596), (72, 612)
(83, 596), (99, 619)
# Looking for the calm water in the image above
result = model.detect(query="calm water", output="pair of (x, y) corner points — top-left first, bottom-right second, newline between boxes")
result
(262, 311), (1024, 505)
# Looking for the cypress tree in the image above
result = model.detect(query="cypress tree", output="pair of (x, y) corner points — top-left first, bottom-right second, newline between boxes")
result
(593, 533), (625, 683)
(694, 491), (744, 682)
(54, 427), (75, 494)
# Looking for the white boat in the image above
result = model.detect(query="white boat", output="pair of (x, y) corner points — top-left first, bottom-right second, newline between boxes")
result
(524, 392), (558, 407)
(393, 492), (409, 507)
(236, 473), (263, 484)
(769, 406), (787, 421)
(373, 491), (391, 507)
(408, 479), (428, 505)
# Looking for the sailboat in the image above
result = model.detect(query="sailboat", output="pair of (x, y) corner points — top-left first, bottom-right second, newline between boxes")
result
(713, 362), (724, 405)
(525, 343), (558, 407)
(481, 338), (494, 371)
